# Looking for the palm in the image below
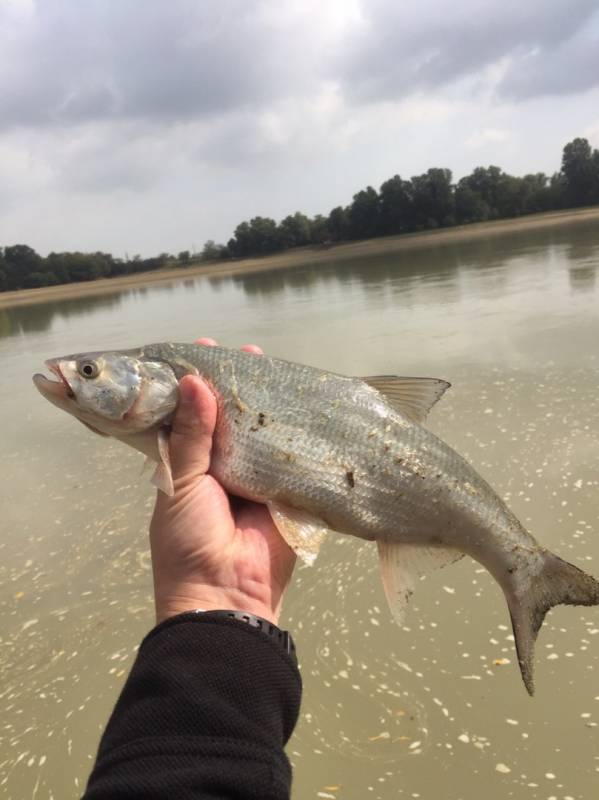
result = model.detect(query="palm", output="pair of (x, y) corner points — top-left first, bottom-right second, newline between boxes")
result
(150, 339), (296, 623)
(164, 475), (293, 602)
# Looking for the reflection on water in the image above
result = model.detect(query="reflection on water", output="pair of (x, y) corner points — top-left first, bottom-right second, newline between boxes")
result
(569, 266), (597, 291)
(0, 293), (125, 339)
(1, 217), (599, 799)
(0, 281), (202, 340)
(2, 218), (597, 341)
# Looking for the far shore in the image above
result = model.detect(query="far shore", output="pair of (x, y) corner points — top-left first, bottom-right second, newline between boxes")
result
(2, 206), (599, 310)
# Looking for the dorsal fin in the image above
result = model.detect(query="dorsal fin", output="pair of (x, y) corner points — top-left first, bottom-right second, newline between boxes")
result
(361, 375), (451, 424)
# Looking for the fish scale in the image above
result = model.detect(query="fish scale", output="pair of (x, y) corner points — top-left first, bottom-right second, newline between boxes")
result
(33, 341), (599, 694)
(154, 344), (513, 550)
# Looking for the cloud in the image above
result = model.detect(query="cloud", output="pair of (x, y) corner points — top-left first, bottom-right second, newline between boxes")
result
(583, 121), (599, 147)
(336, 0), (599, 104)
(466, 128), (511, 149)
(0, 0), (597, 139)
(499, 20), (599, 99)
(1, 0), (599, 257)
(59, 125), (171, 193)
(0, 0), (353, 129)
(0, 132), (54, 211)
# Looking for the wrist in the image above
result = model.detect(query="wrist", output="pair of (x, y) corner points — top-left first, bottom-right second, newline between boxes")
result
(154, 586), (280, 625)
(149, 608), (298, 667)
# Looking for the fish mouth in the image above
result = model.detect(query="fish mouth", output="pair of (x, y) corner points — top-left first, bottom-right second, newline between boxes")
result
(32, 360), (75, 401)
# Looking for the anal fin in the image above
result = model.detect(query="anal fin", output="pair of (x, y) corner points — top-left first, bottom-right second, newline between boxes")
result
(377, 540), (463, 624)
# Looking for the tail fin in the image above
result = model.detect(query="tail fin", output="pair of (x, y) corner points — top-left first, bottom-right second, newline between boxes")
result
(508, 552), (599, 696)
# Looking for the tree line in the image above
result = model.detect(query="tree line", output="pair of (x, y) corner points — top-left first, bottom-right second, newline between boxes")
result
(225, 137), (599, 256)
(2, 137), (599, 292)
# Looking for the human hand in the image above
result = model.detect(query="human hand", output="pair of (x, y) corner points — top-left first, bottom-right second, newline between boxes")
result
(149, 338), (297, 625)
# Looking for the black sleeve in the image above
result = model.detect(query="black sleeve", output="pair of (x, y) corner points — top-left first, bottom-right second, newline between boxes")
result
(82, 613), (302, 800)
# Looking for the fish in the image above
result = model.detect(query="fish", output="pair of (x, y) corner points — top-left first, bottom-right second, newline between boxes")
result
(32, 341), (599, 695)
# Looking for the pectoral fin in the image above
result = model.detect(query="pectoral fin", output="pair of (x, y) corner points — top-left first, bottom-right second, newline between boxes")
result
(150, 427), (174, 496)
(377, 540), (463, 624)
(266, 501), (332, 565)
(78, 419), (111, 437)
(113, 426), (174, 495)
(141, 457), (154, 476)
(362, 376), (451, 424)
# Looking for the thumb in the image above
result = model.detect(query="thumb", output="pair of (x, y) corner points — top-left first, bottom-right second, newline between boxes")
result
(168, 375), (217, 481)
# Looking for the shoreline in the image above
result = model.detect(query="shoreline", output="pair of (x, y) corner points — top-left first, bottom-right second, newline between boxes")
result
(2, 206), (598, 310)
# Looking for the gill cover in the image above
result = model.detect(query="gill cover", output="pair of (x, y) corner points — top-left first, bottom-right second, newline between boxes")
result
(59, 354), (143, 422)
(49, 351), (179, 434)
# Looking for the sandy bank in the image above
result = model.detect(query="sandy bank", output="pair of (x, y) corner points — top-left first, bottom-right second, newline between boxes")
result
(2, 206), (598, 310)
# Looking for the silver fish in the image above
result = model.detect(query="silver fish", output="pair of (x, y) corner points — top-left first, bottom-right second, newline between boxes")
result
(33, 342), (599, 694)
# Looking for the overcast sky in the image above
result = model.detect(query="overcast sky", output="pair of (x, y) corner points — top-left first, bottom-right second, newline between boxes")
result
(1, 0), (598, 257)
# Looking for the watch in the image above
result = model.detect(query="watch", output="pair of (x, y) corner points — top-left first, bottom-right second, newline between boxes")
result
(192, 609), (298, 665)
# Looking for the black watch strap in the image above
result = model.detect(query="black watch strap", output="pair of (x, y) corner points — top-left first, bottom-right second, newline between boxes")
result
(193, 609), (298, 665)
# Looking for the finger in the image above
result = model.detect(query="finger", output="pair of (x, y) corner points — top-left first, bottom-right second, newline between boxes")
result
(194, 338), (263, 355)
(169, 375), (217, 481)
(241, 344), (263, 355)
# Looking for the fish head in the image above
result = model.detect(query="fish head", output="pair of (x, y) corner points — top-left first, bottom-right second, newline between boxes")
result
(33, 350), (179, 436)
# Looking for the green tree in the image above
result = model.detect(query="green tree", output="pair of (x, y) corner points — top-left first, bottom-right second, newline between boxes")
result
(200, 241), (220, 261)
(310, 214), (330, 244)
(327, 206), (349, 241)
(379, 175), (413, 233)
(109, 258), (129, 277)
(4, 243), (42, 270)
(228, 218), (282, 256)
(519, 173), (550, 213)
(248, 217), (282, 255)
(348, 187), (380, 239)
(561, 137), (597, 206)
(66, 253), (102, 282)
(3, 244), (43, 289)
(593, 149), (599, 203)
(0, 251), (7, 291)
(23, 271), (59, 288)
(230, 221), (254, 257)
(496, 174), (528, 217)
(459, 166), (504, 218)
(200, 242), (228, 261)
(544, 172), (567, 209)
(278, 212), (312, 249)
(178, 250), (191, 265)
(45, 252), (72, 283)
(44, 251), (113, 283)
(410, 168), (454, 228)
(454, 183), (490, 223)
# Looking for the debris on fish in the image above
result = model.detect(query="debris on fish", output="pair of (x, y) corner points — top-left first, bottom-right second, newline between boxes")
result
(32, 342), (599, 694)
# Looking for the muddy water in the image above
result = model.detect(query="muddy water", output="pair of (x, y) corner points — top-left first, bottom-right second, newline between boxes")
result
(1, 219), (599, 799)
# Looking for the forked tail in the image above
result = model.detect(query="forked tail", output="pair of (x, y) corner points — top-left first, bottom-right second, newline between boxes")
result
(508, 551), (599, 695)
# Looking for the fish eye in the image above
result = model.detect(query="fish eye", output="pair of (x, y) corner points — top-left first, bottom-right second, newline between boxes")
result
(77, 360), (100, 379)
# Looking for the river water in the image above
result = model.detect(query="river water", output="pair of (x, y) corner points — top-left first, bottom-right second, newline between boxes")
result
(1, 220), (599, 799)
